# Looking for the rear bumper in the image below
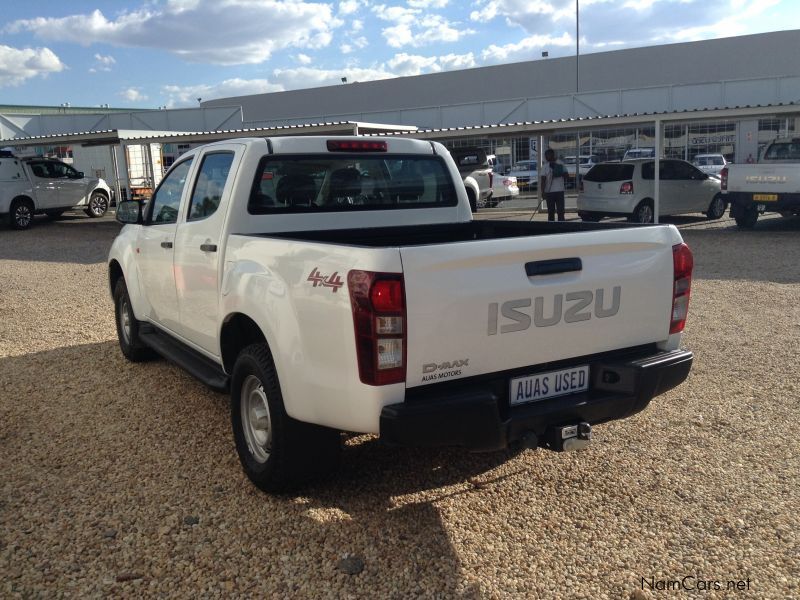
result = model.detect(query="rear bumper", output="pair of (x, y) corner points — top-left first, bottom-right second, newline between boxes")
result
(727, 191), (800, 214)
(380, 348), (693, 451)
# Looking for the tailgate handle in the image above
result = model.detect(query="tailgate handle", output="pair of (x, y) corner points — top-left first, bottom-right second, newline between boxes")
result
(525, 258), (582, 277)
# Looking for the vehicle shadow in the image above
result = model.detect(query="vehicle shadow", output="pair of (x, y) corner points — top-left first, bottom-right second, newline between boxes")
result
(0, 213), (121, 265)
(1, 341), (520, 597)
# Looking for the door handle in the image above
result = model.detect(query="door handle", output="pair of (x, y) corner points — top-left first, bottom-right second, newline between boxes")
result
(160, 241), (173, 249)
(525, 257), (582, 277)
(200, 243), (217, 252)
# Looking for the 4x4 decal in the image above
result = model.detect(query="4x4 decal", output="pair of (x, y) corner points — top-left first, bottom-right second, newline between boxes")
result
(307, 268), (344, 293)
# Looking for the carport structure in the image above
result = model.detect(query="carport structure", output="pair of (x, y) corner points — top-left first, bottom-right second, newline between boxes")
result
(0, 121), (418, 204)
(376, 102), (800, 222)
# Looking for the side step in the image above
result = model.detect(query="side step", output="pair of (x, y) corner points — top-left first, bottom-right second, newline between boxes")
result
(139, 325), (229, 392)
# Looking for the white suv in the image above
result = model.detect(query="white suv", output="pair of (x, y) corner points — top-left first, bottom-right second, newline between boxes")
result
(692, 153), (727, 176)
(577, 159), (725, 223)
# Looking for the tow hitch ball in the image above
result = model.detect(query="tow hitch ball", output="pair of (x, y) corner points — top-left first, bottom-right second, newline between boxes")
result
(547, 422), (592, 452)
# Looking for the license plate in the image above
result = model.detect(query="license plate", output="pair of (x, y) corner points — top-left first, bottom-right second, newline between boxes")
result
(509, 365), (590, 406)
(753, 194), (778, 201)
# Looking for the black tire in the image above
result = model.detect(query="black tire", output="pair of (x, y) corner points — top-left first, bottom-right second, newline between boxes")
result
(113, 279), (156, 362)
(231, 343), (341, 493)
(735, 206), (759, 229)
(466, 189), (477, 213)
(85, 192), (109, 218)
(578, 211), (603, 222)
(705, 194), (726, 220)
(9, 198), (34, 230)
(629, 200), (654, 223)
(45, 209), (66, 220)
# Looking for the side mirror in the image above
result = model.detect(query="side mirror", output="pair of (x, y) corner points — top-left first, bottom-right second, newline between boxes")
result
(75, 171), (84, 179)
(116, 200), (142, 224)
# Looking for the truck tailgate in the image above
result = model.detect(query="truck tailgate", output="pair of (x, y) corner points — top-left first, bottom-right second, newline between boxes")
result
(401, 226), (679, 387)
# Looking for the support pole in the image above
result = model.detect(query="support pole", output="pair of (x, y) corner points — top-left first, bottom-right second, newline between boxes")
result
(109, 145), (122, 207)
(537, 134), (545, 211)
(654, 118), (662, 224)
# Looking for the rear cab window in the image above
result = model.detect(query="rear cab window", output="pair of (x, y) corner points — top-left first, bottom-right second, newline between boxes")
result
(248, 154), (457, 214)
(584, 164), (634, 182)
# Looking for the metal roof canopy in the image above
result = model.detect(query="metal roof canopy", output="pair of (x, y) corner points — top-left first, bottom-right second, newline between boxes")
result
(371, 102), (800, 139)
(0, 121), (419, 147)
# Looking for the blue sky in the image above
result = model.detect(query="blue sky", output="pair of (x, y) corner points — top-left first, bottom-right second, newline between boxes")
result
(0, 0), (796, 108)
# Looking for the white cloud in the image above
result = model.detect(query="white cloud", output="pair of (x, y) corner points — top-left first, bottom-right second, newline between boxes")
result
(341, 43), (354, 54)
(373, 5), (475, 48)
(121, 87), (148, 102)
(338, 0), (361, 14)
(0, 45), (65, 87)
(163, 77), (284, 107)
(438, 52), (476, 70)
(351, 19), (364, 32)
(408, 0), (449, 7)
(296, 53), (312, 64)
(352, 36), (369, 49)
(387, 53), (441, 76)
(482, 32), (573, 63)
(8, 2), (343, 66)
(89, 53), (116, 73)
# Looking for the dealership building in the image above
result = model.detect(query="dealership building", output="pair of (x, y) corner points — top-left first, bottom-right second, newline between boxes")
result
(1, 29), (798, 194)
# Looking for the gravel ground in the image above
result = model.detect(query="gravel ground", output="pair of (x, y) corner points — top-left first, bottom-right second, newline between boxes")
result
(1, 210), (798, 598)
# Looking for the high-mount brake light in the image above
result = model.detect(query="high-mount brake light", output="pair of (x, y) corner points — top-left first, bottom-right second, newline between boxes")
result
(327, 140), (387, 152)
(670, 243), (693, 334)
(348, 270), (406, 385)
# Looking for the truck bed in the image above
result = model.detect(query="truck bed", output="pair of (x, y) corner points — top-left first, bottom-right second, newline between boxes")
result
(254, 219), (647, 247)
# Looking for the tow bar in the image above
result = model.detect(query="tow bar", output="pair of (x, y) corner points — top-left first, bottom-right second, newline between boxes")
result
(543, 422), (592, 452)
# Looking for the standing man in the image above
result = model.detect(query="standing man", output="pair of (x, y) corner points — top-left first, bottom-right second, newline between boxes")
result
(541, 148), (567, 221)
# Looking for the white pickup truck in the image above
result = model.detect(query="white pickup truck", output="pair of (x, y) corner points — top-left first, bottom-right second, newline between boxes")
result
(1, 154), (113, 229)
(108, 136), (694, 492)
(722, 137), (800, 228)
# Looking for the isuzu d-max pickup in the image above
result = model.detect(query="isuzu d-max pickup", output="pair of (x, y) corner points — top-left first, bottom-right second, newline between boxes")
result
(722, 137), (800, 228)
(108, 136), (693, 492)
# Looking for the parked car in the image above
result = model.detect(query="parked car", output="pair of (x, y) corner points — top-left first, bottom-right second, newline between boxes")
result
(489, 174), (519, 206)
(109, 135), (693, 492)
(622, 148), (655, 161)
(692, 153), (728, 176)
(450, 147), (493, 211)
(508, 159), (538, 190)
(577, 159), (725, 223)
(563, 155), (600, 188)
(722, 137), (800, 228)
(1, 155), (113, 229)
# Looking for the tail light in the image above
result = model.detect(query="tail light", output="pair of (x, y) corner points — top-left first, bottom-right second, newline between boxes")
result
(670, 243), (693, 334)
(720, 167), (728, 191)
(489, 171), (493, 188)
(348, 270), (406, 385)
(579, 179), (584, 193)
(620, 181), (634, 194)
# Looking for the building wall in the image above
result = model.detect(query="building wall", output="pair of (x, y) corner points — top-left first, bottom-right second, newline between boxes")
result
(204, 30), (800, 129)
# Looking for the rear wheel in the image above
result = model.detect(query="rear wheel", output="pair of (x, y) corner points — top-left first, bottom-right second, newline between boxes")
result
(231, 343), (341, 492)
(466, 189), (477, 213)
(85, 192), (109, 218)
(705, 194), (725, 220)
(9, 198), (34, 230)
(630, 200), (654, 224)
(734, 206), (759, 229)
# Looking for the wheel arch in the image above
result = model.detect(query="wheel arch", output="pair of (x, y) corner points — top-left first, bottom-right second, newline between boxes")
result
(108, 259), (124, 296)
(220, 312), (268, 375)
(12, 194), (35, 206)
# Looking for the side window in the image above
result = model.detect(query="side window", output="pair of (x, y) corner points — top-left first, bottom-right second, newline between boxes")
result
(671, 161), (696, 180)
(29, 162), (48, 178)
(49, 162), (69, 178)
(147, 159), (193, 225)
(186, 152), (234, 221)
